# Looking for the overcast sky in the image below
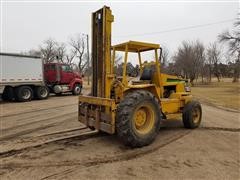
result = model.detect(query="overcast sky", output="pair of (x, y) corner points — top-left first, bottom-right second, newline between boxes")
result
(1, 1), (239, 57)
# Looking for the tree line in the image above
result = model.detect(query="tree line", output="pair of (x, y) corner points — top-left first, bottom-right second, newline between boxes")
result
(157, 18), (239, 83)
(25, 18), (239, 83)
(24, 34), (90, 74)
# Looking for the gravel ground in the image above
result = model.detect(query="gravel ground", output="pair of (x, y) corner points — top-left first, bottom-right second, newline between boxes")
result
(0, 92), (239, 180)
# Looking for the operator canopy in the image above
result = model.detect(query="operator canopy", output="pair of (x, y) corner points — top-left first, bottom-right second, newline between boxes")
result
(112, 41), (160, 52)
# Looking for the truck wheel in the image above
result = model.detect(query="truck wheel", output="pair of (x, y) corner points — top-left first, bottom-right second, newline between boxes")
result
(2, 87), (14, 101)
(72, 84), (82, 95)
(116, 90), (161, 148)
(182, 101), (202, 129)
(34, 86), (49, 100)
(15, 86), (33, 102)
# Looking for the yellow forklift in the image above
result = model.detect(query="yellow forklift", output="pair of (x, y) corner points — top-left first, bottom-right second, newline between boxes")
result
(78, 6), (202, 147)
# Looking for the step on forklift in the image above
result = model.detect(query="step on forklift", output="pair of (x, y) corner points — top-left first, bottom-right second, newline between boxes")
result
(78, 6), (202, 147)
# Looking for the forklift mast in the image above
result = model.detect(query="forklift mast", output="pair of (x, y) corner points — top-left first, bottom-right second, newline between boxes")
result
(91, 6), (114, 98)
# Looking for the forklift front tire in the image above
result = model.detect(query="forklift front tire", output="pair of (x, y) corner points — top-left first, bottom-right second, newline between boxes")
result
(116, 90), (161, 147)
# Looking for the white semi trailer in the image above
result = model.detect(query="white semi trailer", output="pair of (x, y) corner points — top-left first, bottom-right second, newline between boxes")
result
(0, 53), (49, 102)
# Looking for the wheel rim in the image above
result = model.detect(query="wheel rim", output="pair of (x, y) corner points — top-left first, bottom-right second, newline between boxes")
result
(75, 86), (81, 94)
(40, 88), (48, 97)
(22, 89), (31, 99)
(192, 106), (201, 124)
(133, 104), (155, 135)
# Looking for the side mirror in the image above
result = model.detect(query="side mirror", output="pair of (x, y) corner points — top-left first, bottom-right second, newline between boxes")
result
(82, 74), (85, 78)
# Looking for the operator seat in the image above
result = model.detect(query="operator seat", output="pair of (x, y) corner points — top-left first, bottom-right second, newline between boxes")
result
(140, 65), (155, 81)
(131, 65), (155, 85)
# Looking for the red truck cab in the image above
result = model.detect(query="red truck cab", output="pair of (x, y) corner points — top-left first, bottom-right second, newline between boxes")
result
(44, 63), (83, 95)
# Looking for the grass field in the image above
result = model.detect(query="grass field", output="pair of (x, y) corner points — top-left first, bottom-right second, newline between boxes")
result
(191, 78), (240, 111)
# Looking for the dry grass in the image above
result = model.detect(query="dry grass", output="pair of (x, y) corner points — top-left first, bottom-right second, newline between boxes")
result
(82, 79), (91, 89)
(82, 78), (91, 95)
(191, 78), (240, 111)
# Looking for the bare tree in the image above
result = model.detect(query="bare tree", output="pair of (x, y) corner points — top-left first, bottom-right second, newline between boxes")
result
(218, 18), (240, 82)
(66, 50), (76, 65)
(194, 41), (205, 83)
(23, 38), (81, 67)
(56, 43), (66, 63)
(39, 39), (68, 64)
(160, 46), (169, 73)
(114, 53), (122, 66)
(69, 34), (87, 73)
(113, 53), (123, 75)
(115, 62), (138, 77)
(161, 47), (169, 67)
(173, 40), (205, 85)
(206, 42), (222, 82)
(40, 38), (58, 63)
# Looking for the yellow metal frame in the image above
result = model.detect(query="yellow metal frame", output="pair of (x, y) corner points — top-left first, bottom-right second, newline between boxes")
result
(111, 41), (163, 99)
(78, 95), (116, 134)
(79, 96), (116, 108)
(78, 6), (193, 134)
(79, 40), (193, 133)
(111, 41), (193, 117)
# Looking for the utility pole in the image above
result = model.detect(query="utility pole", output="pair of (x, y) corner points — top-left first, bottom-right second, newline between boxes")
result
(86, 34), (90, 85)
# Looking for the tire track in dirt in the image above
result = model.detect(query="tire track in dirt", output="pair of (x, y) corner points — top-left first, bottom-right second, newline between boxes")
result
(0, 129), (98, 158)
(38, 127), (88, 137)
(1, 126), (239, 161)
(1, 111), (77, 134)
(160, 126), (240, 133)
(3, 126), (239, 179)
(0, 130), (191, 170)
(199, 126), (240, 132)
(36, 126), (240, 180)
(0, 113), (77, 142)
(40, 168), (76, 180)
(0, 103), (76, 118)
(2, 125), (238, 159)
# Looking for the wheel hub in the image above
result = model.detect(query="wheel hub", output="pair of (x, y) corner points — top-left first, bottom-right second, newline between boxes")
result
(40, 88), (48, 97)
(133, 105), (155, 135)
(192, 108), (200, 124)
(135, 109), (147, 127)
(75, 87), (80, 93)
(22, 89), (31, 99)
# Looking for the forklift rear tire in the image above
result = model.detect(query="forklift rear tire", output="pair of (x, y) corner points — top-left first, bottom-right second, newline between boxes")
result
(34, 86), (49, 100)
(182, 101), (202, 129)
(116, 90), (161, 148)
(15, 86), (33, 102)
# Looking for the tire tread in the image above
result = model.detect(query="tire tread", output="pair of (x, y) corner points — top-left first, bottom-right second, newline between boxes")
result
(116, 90), (161, 147)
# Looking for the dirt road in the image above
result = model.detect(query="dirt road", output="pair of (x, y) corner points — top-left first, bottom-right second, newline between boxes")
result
(0, 94), (239, 179)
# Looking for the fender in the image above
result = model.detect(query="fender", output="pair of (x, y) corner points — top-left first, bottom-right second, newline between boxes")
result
(69, 78), (83, 90)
